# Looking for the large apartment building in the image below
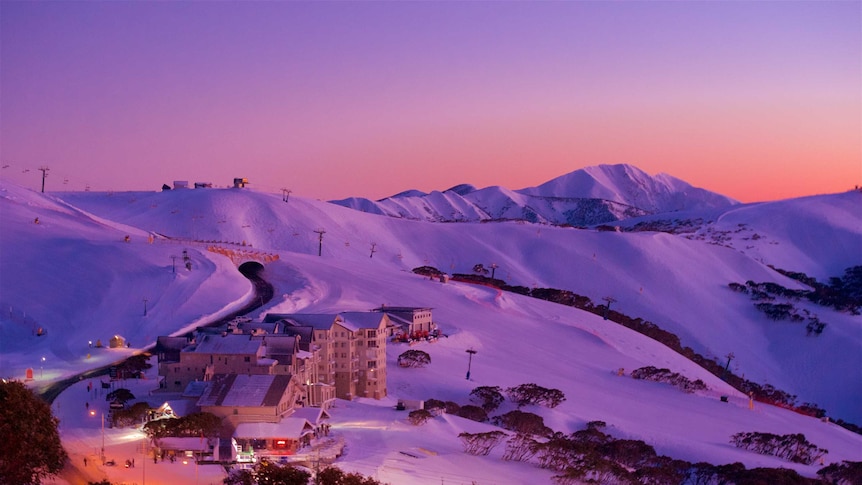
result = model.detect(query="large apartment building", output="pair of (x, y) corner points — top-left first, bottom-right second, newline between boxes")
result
(265, 312), (389, 400)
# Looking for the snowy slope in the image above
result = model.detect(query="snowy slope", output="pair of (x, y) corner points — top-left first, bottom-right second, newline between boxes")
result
(331, 164), (737, 224)
(47, 183), (862, 422)
(2, 179), (860, 484)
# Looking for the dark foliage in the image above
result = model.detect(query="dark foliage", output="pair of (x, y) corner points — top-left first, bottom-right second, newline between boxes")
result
(112, 401), (150, 427)
(0, 380), (68, 485)
(223, 459), (310, 485)
(458, 431), (506, 456)
(455, 405), (488, 423)
(411, 266), (445, 278)
(730, 431), (828, 464)
(407, 409), (433, 426)
(817, 460), (862, 485)
(491, 410), (551, 437)
(117, 352), (153, 377)
(397, 350), (431, 368)
(317, 466), (387, 485)
(144, 412), (222, 440)
(105, 388), (135, 405)
(505, 383), (566, 408)
(630, 366), (708, 393)
(469, 386), (504, 412)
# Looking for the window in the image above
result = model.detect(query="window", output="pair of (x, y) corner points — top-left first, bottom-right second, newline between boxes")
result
(367, 361), (376, 369)
(367, 330), (377, 338)
(244, 356), (251, 362)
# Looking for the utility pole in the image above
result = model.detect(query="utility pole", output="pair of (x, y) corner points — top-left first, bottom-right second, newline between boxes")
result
(722, 352), (735, 381)
(602, 296), (617, 320)
(170, 255), (177, 273)
(465, 348), (477, 380)
(38, 166), (49, 193)
(489, 263), (498, 279)
(143, 298), (148, 316)
(369, 242), (377, 258)
(314, 228), (326, 256)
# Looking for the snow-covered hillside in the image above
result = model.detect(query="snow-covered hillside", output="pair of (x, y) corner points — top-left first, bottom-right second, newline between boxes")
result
(1, 178), (860, 484)
(331, 164), (738, 225)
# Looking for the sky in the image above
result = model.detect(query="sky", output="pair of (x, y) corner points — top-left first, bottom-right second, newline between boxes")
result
(1, 1), (860, 203)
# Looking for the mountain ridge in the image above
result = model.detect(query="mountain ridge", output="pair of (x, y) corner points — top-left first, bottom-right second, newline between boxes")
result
(331, 163), (738, 225)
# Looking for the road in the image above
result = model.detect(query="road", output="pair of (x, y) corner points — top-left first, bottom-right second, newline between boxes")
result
(37, 264), (273, 404)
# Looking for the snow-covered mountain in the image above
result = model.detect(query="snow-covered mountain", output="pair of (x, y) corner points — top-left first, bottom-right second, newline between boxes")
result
(1, 178), (860, 484)
(331, 164), (738, 225)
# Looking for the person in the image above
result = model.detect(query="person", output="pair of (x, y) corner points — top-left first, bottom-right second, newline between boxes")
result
(83, 457), (87, 467)
(85, 402), (89, 410)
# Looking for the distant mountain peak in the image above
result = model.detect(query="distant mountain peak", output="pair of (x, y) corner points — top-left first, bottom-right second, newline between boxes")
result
(331, 163), (737, 224)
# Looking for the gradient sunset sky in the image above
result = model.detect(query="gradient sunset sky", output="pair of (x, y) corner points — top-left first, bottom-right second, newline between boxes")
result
(1, 1), (859, 202)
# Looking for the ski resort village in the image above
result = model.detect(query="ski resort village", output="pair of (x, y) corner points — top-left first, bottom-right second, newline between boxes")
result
(1, 164), (861, 485)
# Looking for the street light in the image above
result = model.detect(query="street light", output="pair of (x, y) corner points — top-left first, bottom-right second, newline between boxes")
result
(90, 409), (105, 463)
(465, 348), (477, 380)
(40, 356), (45, 378)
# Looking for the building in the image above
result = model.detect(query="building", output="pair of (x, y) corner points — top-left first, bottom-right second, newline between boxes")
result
(233, 178), (248, 188)
(197, 374), (305, 428)
(372, 306), (436, 339)
(264, 312), (389, 400)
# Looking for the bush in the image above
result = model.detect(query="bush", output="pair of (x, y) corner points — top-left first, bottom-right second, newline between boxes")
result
(492, 410), (551, 437)
(630, 366), (708, 393)
(506, 383), (566, 408)
(469, 386), (504, 412)
(407, 409), (432, 426)
(458, 431), (506, 456)
(730, 431), (828, 464)
(817, 460), (862, 484)
(397, 350), (431, 368)
(455, 405), (488, 423)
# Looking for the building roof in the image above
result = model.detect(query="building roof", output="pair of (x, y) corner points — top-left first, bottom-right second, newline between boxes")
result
(290, 407), (331, 424)
(372, 306), (433, 313)
(197, 374), (292, 408)
(339, 312), (386, 331)
(264, 312), (385, 332)
(192, 333), (262, 355)
(234, 417), (314, 439)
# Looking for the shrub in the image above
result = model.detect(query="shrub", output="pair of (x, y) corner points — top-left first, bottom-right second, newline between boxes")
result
(492, 410), (551, 437)
(730, 431), (828, 464)
(407, 409), (432, 426)
(469, 386), (504, 412)
(630, 366), (708, 393)
(458, 431), (506, 456)
(455, 405), (488, 423)
(397, 350), (431, 368)
(817, 460), (862, 484)
(506, 383), (566, 408)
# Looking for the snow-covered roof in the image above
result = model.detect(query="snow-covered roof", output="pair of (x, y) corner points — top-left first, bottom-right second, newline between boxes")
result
(192, 333), (262, 355)
(290, 406), (331, 424)
(197, 374), (292, 408)
(339, 312), (386, 331)
(234, 417), (314, 439)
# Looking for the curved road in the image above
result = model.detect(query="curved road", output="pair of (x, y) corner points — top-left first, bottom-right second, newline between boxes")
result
(37, 264), (274, 403)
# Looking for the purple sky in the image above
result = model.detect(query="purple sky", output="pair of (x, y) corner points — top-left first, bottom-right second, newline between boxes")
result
(1, 1), (859, 202)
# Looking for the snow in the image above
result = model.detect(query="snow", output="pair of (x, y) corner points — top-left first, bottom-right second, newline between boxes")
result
(2, 177), (861, 484)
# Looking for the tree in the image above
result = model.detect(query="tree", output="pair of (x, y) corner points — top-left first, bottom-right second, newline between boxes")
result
(469, 386), (504, 412)
(397, 350), (430, 368)
(105, 388), (135, 406)
(256, 460), (310, 485)
(492, 410), (551, 437)
(0, 380), (68, 484)
(118, 352), (153, 377)
(318, 466), (386, 485)
(407, 409), (433, 426)
(455, 405), (488, 423)
(458, 431), (506, 456)
(506, 383), (566, 408)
